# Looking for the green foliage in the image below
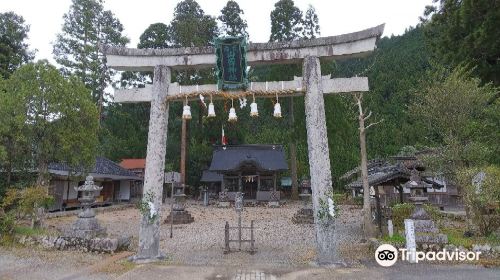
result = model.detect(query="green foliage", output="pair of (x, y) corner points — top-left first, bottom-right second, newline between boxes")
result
(353, 196), (363, 206)
(422, 0), (500, 86)
(269, 0), (303, 42)
(423, 203), (442, 223)
(442, 227), (500, 248)
(391, 203), (415, 229)
(14, 225), (47, 237)
(218, 0), (248, 37)
(302, 5), (320, 39)
(169, 0), (218, 47)
(381, 233), (406, 245)
(53, 0), (129, 107)
(458, 166), (500, 236)
(0, 12), (34, 78)
(332, 193), (348, 205)
(410, 65), (499, 176)
(1, 61), (99, 184)
(0, 210), (15, 236)
(137, 23), (171, 49)
(2, 186), (54, 228)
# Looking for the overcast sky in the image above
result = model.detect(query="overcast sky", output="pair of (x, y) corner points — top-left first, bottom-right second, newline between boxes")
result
(1, 0), (433, 63)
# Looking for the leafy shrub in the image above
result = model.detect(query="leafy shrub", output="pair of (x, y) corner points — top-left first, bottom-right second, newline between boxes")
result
(423, 203), (442, 223)
(0, 209), (15, 236)
(353, 196), (363, 206)
(2, 186), (54, 228)
(381, 233), (406, 245)
(459, 166), (500, 236)
(332, 193), (348, 205)
(391, 203), (415, 229)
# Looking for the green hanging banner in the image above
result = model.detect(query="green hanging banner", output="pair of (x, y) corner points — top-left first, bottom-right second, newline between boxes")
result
(214, 36), (248, 91)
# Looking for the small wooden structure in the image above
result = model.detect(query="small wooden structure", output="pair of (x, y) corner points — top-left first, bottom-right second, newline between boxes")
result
(207, 145), (288, 201)
(342, 156), (461, 209)
(48, 157), (141, 211)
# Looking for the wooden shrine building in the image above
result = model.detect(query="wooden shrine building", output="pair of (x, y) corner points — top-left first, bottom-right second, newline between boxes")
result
(206, 145), (288, 201)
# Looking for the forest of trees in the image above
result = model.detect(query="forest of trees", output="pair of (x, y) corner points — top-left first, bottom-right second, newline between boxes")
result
(0, 0), (499, 196)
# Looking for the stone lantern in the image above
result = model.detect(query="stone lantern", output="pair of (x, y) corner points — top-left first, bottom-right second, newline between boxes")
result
(67, 176), (106, 238)
(299, 179), (312, 208)
(292, 178), (314, 224)
(165, 183), (194, 224)
(406, 169), (448, 247)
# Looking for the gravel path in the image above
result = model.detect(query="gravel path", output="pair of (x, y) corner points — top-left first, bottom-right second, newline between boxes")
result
(47, 201), (365, 267)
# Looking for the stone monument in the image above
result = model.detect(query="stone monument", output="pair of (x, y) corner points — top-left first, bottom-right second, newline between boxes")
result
(66, 176), (106, 238)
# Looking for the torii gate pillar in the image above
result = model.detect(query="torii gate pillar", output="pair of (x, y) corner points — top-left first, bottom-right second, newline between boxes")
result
(303, 56), (336, 264)
(133, 65), (170, 261)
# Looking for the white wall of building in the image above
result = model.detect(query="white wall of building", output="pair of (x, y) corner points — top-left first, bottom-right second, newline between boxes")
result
(119, 180), (131, 201)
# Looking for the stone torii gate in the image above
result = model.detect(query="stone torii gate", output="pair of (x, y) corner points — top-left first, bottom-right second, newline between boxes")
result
(103, 24), (384, 264)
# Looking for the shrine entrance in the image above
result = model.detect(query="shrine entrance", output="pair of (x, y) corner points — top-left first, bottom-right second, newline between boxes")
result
(242, 175), (257, 200)
(103, 24), (384, 264)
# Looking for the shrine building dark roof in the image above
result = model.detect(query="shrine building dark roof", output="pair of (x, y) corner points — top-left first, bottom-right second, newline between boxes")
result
(48, 157), (140, 180)
(208, 145), (288, 172)
(200, 170), (223, 183)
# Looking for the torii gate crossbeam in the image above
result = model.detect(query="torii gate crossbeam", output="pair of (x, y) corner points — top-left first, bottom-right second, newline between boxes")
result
(103, 24), (384, 264)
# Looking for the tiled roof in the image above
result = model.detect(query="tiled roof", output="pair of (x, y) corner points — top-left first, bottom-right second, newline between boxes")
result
(119, 158), (146, 169)
(208, 145), (288, 172)
(200, 170), (223, 182)
(48, 157), (140, 180)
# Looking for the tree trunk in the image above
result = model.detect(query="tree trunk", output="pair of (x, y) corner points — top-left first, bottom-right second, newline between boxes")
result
(289, 97), (299, 200)
(180, 118), (187, 185)
(34, 159), (49, 229)
(356, 95), (376, 238)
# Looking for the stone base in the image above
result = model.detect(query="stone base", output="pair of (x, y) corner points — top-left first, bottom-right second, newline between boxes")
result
(268, 201), (280, 208)
(416, 233), (448, 244)
(128, 252), (167, 264)
(164, 210), (194, 224)
(292, 208), (314, 224)
(218, 201), (230, 208)
(410, 206), (448, 246)
(66, 217), (106, 239)
(18, 235), (130, 253)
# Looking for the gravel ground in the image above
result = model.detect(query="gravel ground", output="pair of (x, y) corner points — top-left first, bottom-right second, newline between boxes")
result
(46, 201), (366, 267)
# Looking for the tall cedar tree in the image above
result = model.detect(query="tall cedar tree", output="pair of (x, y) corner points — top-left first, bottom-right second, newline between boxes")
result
(53, 0), (129, 120)
(269, 0), (303, 42)
(170, 0), (218, 47)
(422, 0), (500, 86)
(218, 1), (248, 37)
(303, 5), (320, 39)
(267, 0), (310, 199)
(0, 12), (34, 79)
(138, 23), (171, 49)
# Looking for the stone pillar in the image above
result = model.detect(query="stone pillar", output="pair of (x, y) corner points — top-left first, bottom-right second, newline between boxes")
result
(303, 56), (337, 264)
(134, 65), (170, 262)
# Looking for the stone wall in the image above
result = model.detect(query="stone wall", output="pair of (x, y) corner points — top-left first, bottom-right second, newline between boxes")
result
(17, 235), (131, 253)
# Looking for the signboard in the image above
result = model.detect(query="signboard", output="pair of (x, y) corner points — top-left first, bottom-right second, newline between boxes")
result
(164, 171), (181, 184)
(214, 36), (248, 91)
